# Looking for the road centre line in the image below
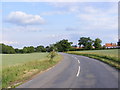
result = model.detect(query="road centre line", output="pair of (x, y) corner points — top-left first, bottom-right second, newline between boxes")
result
(76, 66), (80, 77)
(74, 57), (77, 59)
(78, 60), (80, 64)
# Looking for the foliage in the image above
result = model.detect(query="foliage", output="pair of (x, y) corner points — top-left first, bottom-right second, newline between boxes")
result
(78, 37), (93, 50)
(93, 38), (102, 49)
(14, 48), (20, 53)
(48, 51), (57, 62)
(55, 39), (73, 52)
(23, 47), (28, 53)
(46, 44), (57, 52)
(1, 43), (15, 54)
(35, 45), (46, 52)
(26, 46), (34, 53)
(45, 46), (50, 52)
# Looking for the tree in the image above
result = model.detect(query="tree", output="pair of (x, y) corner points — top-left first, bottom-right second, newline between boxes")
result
(48, 51), (57, 62)
(1, 43), (15, 54)
(15, 48), (20, 53)
(19, 49), (24, 53)
(47, 44), (56, 52)
(102, 45), (106, 49)
(55, 39), (73, 52)
(0, 44), (2, 53)
(78, 37), (93, 50)
(27, 46), (34, 53)
(93, 38), (102, 49)
(23, 47), (28, 53)
(35, 45), (46, 52)
(46, 46), (50, 52)
(22, 46), (34, 53)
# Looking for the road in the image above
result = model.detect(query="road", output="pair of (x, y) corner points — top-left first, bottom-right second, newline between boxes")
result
(17, 53), (118, 88)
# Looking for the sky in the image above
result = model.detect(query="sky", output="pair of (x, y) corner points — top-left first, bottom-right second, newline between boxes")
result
(1, 2), (118, 48)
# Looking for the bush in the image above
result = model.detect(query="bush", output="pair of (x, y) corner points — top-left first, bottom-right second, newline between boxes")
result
(47, 51), (57, 62)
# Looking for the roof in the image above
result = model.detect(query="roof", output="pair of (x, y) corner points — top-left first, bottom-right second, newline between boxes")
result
(105, 43), (117, 47)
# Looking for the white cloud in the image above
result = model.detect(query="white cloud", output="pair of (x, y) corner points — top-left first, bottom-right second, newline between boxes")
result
(0, 40), (18, 44)
(3, 26), (44, 32)
(40, 3), (81, 16)
(6, 11), (45, 26)
(46, 3), (117, 31)
(41, 11), (68, 16)
(77, 5), (118, 30)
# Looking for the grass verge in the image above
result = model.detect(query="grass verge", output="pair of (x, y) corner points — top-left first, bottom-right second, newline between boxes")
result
(67, 51), (120, 70)
(2, 53), (62, 88)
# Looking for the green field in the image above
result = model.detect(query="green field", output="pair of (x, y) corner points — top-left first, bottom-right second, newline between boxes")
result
(67, 49), (120, 69)
(1, 52), (62, 88)
(73, 49), (118, 58)
(2, 53), (49, 68)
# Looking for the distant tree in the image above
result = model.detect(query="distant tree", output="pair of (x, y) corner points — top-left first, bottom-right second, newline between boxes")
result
(19, 49), (23, 53)
(23, 47), (28, 53)
(55, 39), (73, 52)
(27, 46), (34, 53)
(93, 38), (102, 49)
(102, 45), (106, 49)
(46, 46), (50, 52)
(0, 44), (2, 53)
(86, 42), (93, 50)
(48, 44), (56, 52)
(15, 48), (20, 53)
(78, 37), (93, 50)
(35, 45), (46, 52)
(21, 46), (35, 53)
(2, 43), (15, 54)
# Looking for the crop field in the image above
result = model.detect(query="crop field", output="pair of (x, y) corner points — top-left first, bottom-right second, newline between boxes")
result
(1, 52), (62, 88)
(67, 49), (120, 69)
(72, 49), (118, 58)
(1, 53), (49, 68)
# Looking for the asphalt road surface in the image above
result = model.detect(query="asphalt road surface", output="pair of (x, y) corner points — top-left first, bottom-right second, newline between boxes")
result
(17, 53), (119, 88)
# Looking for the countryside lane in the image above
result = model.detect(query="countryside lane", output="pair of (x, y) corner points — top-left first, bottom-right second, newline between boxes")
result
(17, 53), (118, 88)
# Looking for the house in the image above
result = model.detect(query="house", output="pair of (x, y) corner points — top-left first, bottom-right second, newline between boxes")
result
(105, 43), (117, 48)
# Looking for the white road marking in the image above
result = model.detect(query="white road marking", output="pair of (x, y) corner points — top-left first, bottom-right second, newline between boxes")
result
(74, 57), (77, 59)
(76, 66), (80, 77)
(78, 60), (80, 64)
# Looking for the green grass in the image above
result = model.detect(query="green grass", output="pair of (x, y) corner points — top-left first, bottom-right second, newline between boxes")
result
(74, 49), (118, 58)
(1, 52), (62, 88)
(67, 49), (120, 69)
(1, 53), (49, 68)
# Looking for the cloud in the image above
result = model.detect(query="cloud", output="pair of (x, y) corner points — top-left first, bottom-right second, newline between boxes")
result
(41, 11), (68, 16)
(65, 27), (78, 31)
(6, 11), (45, 26)
(3, 26), (44, 32)
(77, 5), (118, 31)
(46, 3), (117, 31)
(0, 40), (18, 45)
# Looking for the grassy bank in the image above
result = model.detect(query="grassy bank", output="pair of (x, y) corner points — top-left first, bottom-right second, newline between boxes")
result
(2, 52), (62, 88)
(67, 49), (120, 70)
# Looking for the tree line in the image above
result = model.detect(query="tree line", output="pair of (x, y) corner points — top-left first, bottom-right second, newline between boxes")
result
(0, 44), (51, 54)
(1, 37), (105, 54)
